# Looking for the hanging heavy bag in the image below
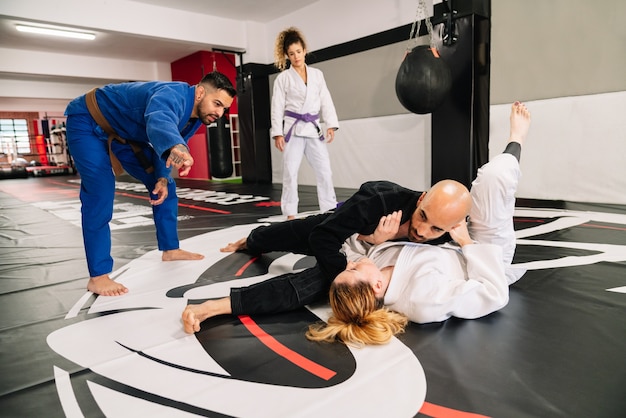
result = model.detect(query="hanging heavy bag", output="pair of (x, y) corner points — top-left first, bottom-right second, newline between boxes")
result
(208, 115), (233, 179)
(395, 45), (452, 115)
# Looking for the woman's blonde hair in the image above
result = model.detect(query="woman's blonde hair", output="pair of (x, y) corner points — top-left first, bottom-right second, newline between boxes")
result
(274, 27), (308, 71)
(306, 281), (409, 347)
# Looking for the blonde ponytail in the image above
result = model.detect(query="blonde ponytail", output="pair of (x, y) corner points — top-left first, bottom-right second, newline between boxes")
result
(306, 281), (409, 347)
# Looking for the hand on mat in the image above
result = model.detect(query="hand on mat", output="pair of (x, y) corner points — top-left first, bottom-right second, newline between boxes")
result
(166, 144), (194, 176)
(150, 178), (168, 206)
(182, 306), (202, 333)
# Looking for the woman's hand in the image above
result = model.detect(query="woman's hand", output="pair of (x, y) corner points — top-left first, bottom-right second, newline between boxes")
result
(274, 136), (286, 152)
(449, 219), (473, 247)
(326, 128), (336, 143)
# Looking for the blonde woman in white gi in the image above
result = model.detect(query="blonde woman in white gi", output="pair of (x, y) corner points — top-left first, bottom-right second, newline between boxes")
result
(271, 27), (340, 220)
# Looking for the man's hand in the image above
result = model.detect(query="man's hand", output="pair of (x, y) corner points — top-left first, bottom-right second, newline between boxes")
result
(358, 210), (403, 245)
(149, 177), (168, 206)
(166, 144), (194, 177)
(449, 219), (473, 247)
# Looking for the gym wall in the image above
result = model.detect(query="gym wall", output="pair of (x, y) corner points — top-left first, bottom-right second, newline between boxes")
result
(309, 40), (411, 121)
(488, 0), (626, 204)
(269, 38), (432, 192)
(269, 0), (626, 204)
(490, 0), (626, 103)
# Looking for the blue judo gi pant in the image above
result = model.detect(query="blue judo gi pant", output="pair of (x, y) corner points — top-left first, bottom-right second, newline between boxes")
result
(66, 112), (179, 278)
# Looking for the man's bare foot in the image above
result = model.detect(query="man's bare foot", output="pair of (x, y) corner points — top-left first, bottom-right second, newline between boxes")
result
(162, 248), (204, 261)
(87, 274), (128, 296)
(509, 101), (531, 146)
(287, 215), (296, 220)
(181, 298), (232, 333)
(220, 237), (247, 253)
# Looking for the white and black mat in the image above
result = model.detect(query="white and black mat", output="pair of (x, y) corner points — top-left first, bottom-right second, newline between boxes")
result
(1, 175), (625, 417)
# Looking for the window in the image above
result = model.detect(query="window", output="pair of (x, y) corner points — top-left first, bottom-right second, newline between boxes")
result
(0, 119), (31, 156)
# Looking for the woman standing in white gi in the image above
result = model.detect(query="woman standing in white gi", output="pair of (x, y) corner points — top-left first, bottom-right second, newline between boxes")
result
(271, 27), (339, 220)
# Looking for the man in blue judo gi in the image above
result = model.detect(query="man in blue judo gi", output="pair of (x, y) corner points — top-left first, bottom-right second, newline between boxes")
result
(65, 71), (236, 296)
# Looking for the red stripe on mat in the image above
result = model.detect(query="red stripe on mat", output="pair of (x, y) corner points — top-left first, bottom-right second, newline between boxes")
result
(582, 223), (626, 232)
(47, 181), (232, 214)
(113, 191), (232, 214)
(238, 315), (337, 381)
(419, 401), (490, 418)
(235, 257), (258, 276)
(177, 201), (231, 214)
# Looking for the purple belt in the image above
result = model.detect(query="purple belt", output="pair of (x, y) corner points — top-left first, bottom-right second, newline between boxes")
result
(284, 110), (324, 142)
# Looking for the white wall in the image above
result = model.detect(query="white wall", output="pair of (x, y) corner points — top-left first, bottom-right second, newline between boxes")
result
(2, 0), (625, 205)
(257, 0), (426, 64)
(0, 0), (428, 114)
(1, 0), (246, 47)
(489, 92), (626, 204)
(271, 113), (432, 192)
(277, 91), (626, 205)
(0, 0), (248, 113)
(266, 0), (626, 205)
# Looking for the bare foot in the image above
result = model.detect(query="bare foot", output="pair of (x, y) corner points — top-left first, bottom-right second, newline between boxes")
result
(509, 101), (531, 145)
(162, 248), (204, 261)
(219, 237), (247, 253)
(287, 215), (296, 220)
(87, 274), (128, 296)
(181, 298), (232, 333)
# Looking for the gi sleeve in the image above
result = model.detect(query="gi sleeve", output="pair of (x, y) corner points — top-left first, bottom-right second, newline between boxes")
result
(144, 86), (188, 159)
(309, 182), (402, 279)
(418, 244), (509, 322)
(270, 75), (288, 139)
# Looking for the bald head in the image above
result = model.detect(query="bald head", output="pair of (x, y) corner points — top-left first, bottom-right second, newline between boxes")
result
(425, 180), (472, 219)
(407, 180), (471, 243)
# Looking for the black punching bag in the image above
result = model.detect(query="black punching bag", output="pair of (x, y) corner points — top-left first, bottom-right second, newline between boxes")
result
(395, 45), (452, 114)
(208, 116), (233, 178)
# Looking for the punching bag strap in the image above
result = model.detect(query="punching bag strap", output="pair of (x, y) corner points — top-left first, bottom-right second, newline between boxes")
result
(406, 0), (435, 53)
(85, 89), (153, 175)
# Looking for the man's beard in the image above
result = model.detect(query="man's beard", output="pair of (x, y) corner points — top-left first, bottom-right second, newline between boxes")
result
(200, 113), (217, 125)
(407, 219), (426, 243)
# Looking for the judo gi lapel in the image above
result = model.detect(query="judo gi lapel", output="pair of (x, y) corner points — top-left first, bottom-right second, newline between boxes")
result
(287, 65), (310, 112)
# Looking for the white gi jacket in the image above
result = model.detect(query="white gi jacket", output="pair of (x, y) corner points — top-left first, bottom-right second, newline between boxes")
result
(338, 152), (524, 324)
(341, 238), (509, 324)
(270, 65), (339, 140)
